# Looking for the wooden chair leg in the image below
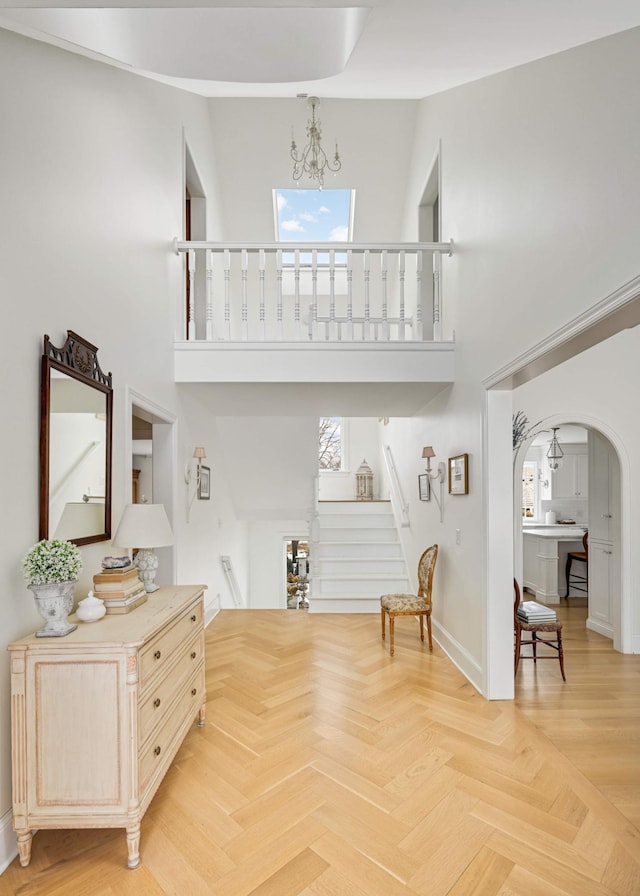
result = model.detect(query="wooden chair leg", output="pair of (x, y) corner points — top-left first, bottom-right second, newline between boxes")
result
(565, 554), (572, 599)
(426, 615), (432, 651)
(419, 614), (424, 642)
(381, 608), (386, 641)
(514, 627), (521, 675)
(389, 614), (395, 657)
(558, 630), (566, 681)
(532, 631), (538, 663)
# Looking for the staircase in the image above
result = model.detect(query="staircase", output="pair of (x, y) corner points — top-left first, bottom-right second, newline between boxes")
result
(310, 501), (410, 613)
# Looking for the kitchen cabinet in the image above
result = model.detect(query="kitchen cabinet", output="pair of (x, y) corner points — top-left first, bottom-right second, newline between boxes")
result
(9, 584), (206, 870)
(549, 450), (588, 499)
(588, 540), (613, 638)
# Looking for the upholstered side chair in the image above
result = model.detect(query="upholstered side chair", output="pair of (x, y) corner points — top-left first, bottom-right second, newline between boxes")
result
(380, 544), (438, 657)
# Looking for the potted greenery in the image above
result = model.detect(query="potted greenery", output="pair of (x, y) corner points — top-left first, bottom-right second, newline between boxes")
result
(22, 539), (83, 637)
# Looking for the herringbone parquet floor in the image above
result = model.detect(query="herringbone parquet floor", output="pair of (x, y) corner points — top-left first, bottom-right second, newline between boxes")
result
(2, 600), (640, 895)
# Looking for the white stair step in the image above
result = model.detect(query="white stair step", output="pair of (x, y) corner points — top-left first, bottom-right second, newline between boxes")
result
(318, 501), (392, 514)
(318, 513), (395, 528)
(317, 557), (406, 575)
(316, 541), (403, 559)
(317, 575), (410, 595)
(318, 526), (399, 542)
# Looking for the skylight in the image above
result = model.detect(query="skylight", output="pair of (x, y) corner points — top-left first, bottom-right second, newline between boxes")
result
(274, 189), (354, 243)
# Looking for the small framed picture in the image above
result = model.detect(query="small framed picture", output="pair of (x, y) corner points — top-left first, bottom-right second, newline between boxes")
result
(418, 473), (430, 501)
(198, 465), (211, 500)
(448, 454), (469, 495)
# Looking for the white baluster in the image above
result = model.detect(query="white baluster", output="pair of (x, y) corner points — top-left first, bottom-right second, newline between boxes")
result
(329, 249), (336, 340)
(205, 249), (213, 342)
(187, 250), (196, 340)
(398, 250), (405, 341)
(259, 249), (266, 341)
(277, 250), (285, 341)
(381, 250), (389, 341)
(311, 249), (318, 340)
(241, 248), (248, 341)
(294, 249), (301, 340)
(415, 250), (423, 341)
(346, 250), (353, 342)
(276, 250), (283, 340)
(224, 249), (231, 341)
(363, 250), (370, 341)
(433, 251), (442, 342)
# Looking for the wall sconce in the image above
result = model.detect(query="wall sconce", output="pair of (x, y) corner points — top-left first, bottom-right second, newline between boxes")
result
(422, 446), (446, 523)
(113, 503), (174, 592)
(185, 446), (207, 521)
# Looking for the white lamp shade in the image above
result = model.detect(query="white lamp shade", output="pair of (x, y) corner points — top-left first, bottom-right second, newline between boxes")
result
(113, 503), (174, 549)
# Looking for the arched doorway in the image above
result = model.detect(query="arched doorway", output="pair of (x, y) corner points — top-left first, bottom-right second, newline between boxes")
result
(513, 418), (622, 649)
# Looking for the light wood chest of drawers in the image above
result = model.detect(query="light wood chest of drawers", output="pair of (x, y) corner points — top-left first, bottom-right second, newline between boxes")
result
(8, 584), (206, 869)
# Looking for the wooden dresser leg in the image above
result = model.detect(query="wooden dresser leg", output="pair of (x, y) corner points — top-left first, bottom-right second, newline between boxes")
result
(198, 700), (206, 728)
(16, 830), (33, 867)
(126, 823), (141, 869)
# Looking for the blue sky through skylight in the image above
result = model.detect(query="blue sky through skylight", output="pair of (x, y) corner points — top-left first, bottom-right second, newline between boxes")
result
(274, 189), (353, 242)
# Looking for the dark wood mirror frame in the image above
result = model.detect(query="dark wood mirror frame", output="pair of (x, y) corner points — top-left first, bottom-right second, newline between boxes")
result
(40, 331), (113, 545)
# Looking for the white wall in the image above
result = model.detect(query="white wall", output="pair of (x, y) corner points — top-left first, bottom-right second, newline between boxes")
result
(387, 26), (640, 693)
(0, 26), (229, 868)
(208, 98), (417, 243)
(248, 520), (310, 608)
(318, 417), (383, 500)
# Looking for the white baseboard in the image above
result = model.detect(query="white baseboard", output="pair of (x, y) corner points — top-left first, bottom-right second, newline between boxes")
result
(204, 592), (221, 627)
(586, 616), (614, 640)
(432, 620), (484, 696)
(0, 808), (17, 877)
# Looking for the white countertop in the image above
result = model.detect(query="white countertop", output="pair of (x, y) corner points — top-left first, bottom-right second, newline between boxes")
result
(523, 526), (586, 540)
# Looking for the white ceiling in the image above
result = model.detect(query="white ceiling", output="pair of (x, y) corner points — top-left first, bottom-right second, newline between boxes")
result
(1, 1), (640, 99)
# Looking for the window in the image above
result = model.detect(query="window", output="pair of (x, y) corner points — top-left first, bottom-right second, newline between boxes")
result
(319, 417), (343, 471)
(274, 188), (354, 265)
(522, 461), (538, 519)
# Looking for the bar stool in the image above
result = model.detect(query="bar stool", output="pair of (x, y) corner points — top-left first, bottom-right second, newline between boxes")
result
(565, 531), (588, 599)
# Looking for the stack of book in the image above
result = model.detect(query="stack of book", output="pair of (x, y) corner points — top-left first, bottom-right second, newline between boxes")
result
(92, 564), (147, 614)
(517, 601), (557, 624)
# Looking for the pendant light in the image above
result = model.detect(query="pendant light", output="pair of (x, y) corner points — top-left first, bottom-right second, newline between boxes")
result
(547, 427), (564, 472)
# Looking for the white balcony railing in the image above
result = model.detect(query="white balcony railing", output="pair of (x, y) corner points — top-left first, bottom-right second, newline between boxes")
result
(174, 240), (453, 343)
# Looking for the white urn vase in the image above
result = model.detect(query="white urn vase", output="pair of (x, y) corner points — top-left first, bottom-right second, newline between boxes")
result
(29, 580), (77, 637)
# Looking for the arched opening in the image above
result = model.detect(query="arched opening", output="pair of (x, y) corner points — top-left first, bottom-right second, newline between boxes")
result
(513, 417), (622, 649)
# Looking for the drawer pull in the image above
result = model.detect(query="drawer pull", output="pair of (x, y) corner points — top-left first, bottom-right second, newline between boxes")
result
(154, 650), (161, 660)
(191, 688), (197, 696)
(153, 698), (161, 709)
(154, 746), (161, 757)
(191, 614), (197, 622)
(191, 651), (197, 660)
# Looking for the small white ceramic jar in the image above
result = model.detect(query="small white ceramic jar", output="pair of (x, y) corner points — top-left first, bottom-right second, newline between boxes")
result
(76, 590), (106, 623)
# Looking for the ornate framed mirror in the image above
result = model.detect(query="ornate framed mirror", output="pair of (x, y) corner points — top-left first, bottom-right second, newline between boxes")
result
(40, 331), (113, 545)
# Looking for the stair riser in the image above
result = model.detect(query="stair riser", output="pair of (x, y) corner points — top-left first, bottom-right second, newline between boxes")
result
(317, 577), (409, 595)
(315, 542), (402, 559)
(318, 502), (392, 514)
(318, 514), (395, 528)
(318, 527), (399, 542)
(317, 558), (406, 575)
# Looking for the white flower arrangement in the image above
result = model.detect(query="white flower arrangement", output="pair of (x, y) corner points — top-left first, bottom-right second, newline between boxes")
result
(22, 539), (83, 585)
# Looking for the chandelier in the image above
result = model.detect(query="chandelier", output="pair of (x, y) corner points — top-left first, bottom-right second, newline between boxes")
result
(291, 96), (341, 189)
(546, 427), (564, 472)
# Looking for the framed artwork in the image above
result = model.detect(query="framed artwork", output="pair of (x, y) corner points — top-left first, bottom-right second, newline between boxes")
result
(418, 473), (430, 501)
(198, 465), (211, 500)
(448, 454), (469, 495)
